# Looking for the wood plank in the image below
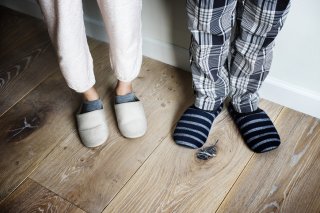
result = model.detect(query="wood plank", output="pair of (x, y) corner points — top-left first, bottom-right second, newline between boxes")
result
(103, 100), (283, 212)
(0, 178), (85, 213)
(30, 59), (195, 213)
(216, 109), (320, 213)
(0, 6), (48, 61)
(0, 7), (58, 117)
(0, 42), (113, 202)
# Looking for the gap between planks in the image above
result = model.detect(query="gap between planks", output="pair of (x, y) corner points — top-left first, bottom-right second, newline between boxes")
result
(100, 134), (169, 212)
(0, 71), (56, 119)
(101, 106), (277, 212)
(214, 106), (285, 213)
(0, 178), (86, 213)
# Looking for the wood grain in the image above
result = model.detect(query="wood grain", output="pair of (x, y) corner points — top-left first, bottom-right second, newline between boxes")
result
(2, 7), (319, 213)
(216, 109), (320, 213)
(0, 42), (113, 202)
(0, 178), (84, 213)
(103, 100), (283, 213)
(30, 58), (195, 213)
(0, 7), (58, 117)
(0, 6), (48, 61)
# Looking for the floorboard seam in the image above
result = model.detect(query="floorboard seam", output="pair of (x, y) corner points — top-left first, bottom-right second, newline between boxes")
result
(0, 130), (72, 205)
(28, 129), (78, 177)
(0, 70), (57, 119)
(215, 153), (255, 213)
(0, 129), (79, 207)
(214, 106), (285, 213)
(28, 177), (88, 212)
(101, 131), (172, 212)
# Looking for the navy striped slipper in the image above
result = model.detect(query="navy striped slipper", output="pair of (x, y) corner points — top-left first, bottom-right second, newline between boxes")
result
(173, 104), (223, 149)
(228, 104), (281, 153)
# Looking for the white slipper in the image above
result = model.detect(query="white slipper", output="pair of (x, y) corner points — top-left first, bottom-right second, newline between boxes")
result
(115, 101), (147, 138)
(76, 109), (109, 147)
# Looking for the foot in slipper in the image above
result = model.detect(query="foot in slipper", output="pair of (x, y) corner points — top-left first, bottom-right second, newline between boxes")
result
(115, 94), (147, 138)
(76, 103), (109, 147)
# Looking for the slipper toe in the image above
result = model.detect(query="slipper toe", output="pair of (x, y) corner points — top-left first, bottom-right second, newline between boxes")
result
(76, 109), (109, 147)
(115, 101), (147, 138)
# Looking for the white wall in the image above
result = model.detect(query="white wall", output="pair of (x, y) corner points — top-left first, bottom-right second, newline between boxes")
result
(272, 0), (320, 93)
(1, 0), (319, 118)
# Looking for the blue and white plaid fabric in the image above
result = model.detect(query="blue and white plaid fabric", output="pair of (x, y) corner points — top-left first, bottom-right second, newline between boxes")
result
(187, 0), (291, 112)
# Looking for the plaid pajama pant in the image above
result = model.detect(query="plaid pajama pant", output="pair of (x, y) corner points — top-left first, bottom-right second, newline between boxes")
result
(187, 0), (291, 113)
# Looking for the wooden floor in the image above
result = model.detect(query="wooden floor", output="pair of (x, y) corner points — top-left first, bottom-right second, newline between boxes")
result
(1, 7), (319, 213)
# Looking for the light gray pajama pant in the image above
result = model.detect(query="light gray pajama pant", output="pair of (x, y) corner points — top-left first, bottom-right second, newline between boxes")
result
(38, 0), (142, 93)
(187, 0), (291, 112)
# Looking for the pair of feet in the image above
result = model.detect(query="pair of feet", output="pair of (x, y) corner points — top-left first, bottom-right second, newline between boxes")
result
(76, 86), (147, 147)
(173, 103), (281, 153)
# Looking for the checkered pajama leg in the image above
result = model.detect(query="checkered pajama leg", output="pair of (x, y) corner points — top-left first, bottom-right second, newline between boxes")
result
(229, 0), (291, 113)
(187, 0), (237, 111)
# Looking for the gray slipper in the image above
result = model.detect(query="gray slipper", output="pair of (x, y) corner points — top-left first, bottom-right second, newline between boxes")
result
(76, 109), (109, 147)
(115, 101), (147, 138)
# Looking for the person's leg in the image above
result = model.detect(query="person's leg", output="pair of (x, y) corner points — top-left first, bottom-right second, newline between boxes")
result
(97, 0), (142, 96)
(174, 0), (237, 148)
(228, 0), (291, 153)
(38, 0), (108, 147)
(97, 0), (147, 138)
(38, 0), (98, 96)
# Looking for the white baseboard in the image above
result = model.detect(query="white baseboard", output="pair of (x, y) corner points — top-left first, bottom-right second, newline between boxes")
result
(1, 0), (319, 118)
(260, 77), (320, 119)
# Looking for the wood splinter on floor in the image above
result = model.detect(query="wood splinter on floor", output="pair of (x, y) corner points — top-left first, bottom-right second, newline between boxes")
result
(196, 139), (219, 160)
(9, 117), (38, 137)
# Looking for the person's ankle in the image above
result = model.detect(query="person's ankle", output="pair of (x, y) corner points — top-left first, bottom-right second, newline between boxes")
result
(115, 80), (133, 96)
(83, 87), (99, 101)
